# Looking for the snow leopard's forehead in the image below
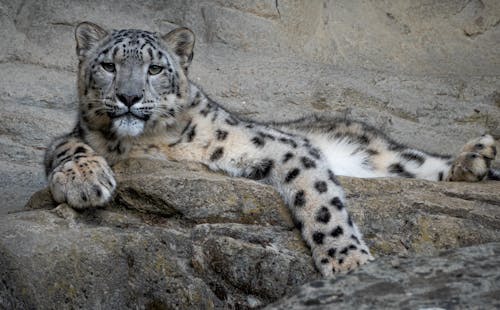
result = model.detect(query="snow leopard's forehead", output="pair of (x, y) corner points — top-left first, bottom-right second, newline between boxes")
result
(110, 29), (160, 46)
(97, 29), (172, 64)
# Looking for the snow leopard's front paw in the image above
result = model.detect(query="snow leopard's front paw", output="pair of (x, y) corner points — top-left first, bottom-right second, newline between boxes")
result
(49, 155), (116, 209)
(312, 231), (374, 277)
(448, 134), (497, 182)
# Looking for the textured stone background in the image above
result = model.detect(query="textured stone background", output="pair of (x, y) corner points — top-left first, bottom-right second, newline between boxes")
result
(0, 1), (499, 308)
(0, 0), (499, 214)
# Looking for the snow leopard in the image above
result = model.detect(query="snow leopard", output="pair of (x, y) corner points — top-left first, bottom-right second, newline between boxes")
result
(44, 22), (499, 277)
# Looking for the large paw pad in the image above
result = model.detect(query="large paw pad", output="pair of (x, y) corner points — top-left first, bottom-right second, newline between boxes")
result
(49, 155), (116, 209)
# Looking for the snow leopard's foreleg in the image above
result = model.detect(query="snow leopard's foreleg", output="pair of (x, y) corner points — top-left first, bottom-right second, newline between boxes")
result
(44, 131), (116, 209)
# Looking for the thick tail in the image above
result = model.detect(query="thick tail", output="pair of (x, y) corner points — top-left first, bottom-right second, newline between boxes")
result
(487, 168), (500, 180)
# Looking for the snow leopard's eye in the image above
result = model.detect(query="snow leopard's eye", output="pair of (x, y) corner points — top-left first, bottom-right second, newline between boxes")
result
(475, 143), (484, 149)
(101, 62), (116, 73)
(148, 65), (163, 75)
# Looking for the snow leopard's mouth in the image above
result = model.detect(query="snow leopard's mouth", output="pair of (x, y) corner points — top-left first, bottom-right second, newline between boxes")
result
(108, 111), (150, 122)
(110, 113), (147, 137)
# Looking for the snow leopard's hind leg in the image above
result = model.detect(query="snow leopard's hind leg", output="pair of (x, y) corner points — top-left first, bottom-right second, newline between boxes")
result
(287, 117), (499, 183)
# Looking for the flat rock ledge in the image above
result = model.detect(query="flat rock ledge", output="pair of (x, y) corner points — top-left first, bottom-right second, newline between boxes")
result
(1, 158), (499, 309)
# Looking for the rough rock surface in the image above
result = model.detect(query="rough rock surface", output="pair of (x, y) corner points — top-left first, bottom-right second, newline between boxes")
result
(1, 0), (499, 309)
(2, 159), (316, 309)
(266, 242), (500, 309)
(1, 158), (500, 309)
(0, 0), (499, 214)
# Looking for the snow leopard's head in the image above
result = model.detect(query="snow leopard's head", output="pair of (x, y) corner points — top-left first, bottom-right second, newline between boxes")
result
(75, 22), (194, 138)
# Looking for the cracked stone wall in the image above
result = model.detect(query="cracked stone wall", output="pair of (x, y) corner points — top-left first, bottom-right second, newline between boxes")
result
(0, 0), (499, 211)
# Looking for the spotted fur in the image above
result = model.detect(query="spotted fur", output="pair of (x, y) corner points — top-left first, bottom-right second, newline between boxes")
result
(44, 22), (499, 277)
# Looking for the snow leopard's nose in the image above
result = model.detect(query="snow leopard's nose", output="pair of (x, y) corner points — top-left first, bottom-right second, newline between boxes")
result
(116, 93), (143, 107)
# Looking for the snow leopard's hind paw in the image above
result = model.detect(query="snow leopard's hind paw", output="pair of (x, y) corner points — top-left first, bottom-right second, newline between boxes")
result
(448, 134), (497, 182)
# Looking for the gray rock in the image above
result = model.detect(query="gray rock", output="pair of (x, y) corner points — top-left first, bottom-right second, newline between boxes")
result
(0, 207), (222, 309)
(0, 96), (74, 214)
(340, 176), (500, 257)
(3, 158), (318, 309)
(2, 158), (499, 309)
(1, 0), (499, 215)
(266, 242), (500, 309)
(113, 159), (294, 227)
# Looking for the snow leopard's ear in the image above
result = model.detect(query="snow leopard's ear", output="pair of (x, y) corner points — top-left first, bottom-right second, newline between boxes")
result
(162, 28), (195, 73)
(75, 22), (108, 59)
